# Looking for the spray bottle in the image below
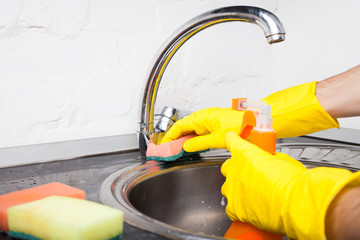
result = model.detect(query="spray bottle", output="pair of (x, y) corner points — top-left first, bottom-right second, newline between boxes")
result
(223, 98), (281, 240)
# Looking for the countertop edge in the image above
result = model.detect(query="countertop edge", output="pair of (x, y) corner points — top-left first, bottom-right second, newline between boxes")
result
(306, 127), (360, 145)
(1, 127), (359, 169)
(0, 133), (139, 169)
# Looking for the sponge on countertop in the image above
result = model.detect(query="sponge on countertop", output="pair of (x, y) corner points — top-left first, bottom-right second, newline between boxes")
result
(7, 196), (124, 240)
(0, 182), (85, 232)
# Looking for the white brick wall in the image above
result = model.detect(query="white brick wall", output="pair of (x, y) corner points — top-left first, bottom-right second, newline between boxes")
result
(0, 0), (359, 149)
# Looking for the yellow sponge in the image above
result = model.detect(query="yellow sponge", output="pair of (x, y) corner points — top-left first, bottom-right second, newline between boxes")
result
(7, 196), (123, 240)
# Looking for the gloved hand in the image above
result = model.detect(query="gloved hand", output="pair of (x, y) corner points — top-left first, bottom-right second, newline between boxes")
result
(221, 131), (360, 240)
(262, 81), (339, 138)
(160, 108), (255, 152)
(162, 81), (339, 153)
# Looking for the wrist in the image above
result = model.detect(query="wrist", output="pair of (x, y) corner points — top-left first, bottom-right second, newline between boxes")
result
(316, 65), (360, 118)
(325, 186), (360, 240)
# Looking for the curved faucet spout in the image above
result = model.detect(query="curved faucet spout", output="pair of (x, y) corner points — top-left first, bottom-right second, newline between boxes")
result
(139, 6), (286, 157)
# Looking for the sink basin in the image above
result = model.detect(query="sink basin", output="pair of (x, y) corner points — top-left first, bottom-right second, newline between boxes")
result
(100, 143), (360, 239)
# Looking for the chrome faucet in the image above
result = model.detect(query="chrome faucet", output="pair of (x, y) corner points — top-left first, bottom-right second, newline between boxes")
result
(139, 6), (286, 158)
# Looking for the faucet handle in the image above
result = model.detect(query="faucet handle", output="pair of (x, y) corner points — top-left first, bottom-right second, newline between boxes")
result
(155, 106), (177, 132)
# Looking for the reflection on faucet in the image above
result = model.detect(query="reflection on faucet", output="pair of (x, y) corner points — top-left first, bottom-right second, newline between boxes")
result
(139, 6), (286, 159)
(155, 107), (193, 133)
(155, 107), (177, 133)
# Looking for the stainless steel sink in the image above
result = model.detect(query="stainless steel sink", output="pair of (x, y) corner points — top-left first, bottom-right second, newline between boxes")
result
(100, 143), (360, 239)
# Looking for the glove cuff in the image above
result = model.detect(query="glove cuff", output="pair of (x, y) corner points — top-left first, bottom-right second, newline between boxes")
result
(263, 81), (339, 138)
(285, 169), (360, 240)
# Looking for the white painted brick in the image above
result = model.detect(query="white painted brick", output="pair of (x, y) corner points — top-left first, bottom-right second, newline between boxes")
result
(0, 0), (358, 157)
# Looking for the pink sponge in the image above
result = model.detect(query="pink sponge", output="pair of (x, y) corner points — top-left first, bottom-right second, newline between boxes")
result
(146, 135), (198, 161)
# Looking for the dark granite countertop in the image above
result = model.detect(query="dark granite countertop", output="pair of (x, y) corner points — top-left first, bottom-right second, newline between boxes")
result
(0, 136), (357, 240)
(0, 150), (167, 240)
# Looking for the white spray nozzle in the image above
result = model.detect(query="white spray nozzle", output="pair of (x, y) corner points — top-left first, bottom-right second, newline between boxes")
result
(254, 104), (274, 132)
(242, 100), (273, 132)
(232, 98), (274, 132)
(242, 100), (265, 113)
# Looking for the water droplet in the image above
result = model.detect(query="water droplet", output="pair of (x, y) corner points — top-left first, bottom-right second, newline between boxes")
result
(220, 197), (225, 206)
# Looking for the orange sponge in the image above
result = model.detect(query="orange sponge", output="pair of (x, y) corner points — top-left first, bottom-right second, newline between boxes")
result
(0, 182), (85, 232)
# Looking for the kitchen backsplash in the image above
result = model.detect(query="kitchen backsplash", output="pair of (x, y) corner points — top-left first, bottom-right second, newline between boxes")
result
(0, 0), (358, 149)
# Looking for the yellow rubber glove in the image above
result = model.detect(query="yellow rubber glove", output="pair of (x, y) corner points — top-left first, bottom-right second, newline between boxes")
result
(262, 81), (339, 138)
(160, 108), (255, 152)
(162, 81), (338, 152)
(221, 131), (360, 240)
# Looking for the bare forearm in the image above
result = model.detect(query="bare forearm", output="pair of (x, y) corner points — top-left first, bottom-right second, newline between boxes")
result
(316, 65), (360, 118)
(326, 186), (360, 240)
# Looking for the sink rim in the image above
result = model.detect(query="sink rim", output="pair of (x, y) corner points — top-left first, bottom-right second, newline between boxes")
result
(100, 157), (228, 240)
(99, 143), (360, 240)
